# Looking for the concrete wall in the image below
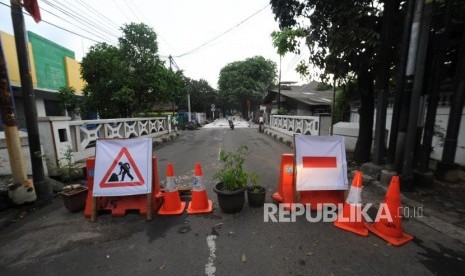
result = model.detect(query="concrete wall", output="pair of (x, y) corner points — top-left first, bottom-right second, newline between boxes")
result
(64, 57), (85, 93)
(27, 31), (75, 91)
(0, 31), (38, 87)
(348, 103), (464, 166)
(0, 131), (48, 176)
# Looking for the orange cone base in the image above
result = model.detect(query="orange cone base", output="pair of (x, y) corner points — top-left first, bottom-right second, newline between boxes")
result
(364, 222), (414, 246)
(272, 192), (284, 203)
(300, 190), (345, 211)
(158, 191), (186, 215)
(158, 201), (186, 215)
(334, 220), (368, 237)
(187, 200), (213, 214)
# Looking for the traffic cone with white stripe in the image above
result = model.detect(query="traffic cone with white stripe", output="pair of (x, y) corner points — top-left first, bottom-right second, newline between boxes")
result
(187, 163), (213, 214)
(333, 170), (369, 236)
(158, 163), (186, 215)
(364, 175), (413, 246)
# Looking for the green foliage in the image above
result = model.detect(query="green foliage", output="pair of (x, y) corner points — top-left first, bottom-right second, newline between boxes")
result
(214, 145), (251, 191)
(81, 23), (177, 118)
(271, 0), (385, 81)
(58, 86), (78, 111)
(270, 27), (307, 56)
(56, 148), (83, 184)
(248, 172), (263, 194)
(80, 43), (129, 118)
(178, 77), (217, 114)
(218, 56), (276, 117)
(276, 108), (287, 115)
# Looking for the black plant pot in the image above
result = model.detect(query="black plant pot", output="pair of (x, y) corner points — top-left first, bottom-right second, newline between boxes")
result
(213, 182), (246, 213)
(247, 186), (266, 207)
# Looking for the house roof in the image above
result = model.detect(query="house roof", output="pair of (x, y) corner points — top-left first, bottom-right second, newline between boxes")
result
(268, 81), (333, 106)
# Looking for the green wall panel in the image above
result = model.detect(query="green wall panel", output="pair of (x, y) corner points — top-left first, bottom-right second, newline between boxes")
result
(27, 32), (75, 90)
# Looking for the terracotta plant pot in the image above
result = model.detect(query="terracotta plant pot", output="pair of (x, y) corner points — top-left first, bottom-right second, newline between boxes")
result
(60, 185), (88, 212)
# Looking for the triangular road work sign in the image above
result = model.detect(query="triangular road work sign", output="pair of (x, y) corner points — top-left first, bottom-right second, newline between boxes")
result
(100, 147), (145, 188)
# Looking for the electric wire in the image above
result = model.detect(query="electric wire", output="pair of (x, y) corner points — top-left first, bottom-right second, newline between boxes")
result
(36, 4), (117, 44)
(42, 0), (119, 43)
(111, 0), (133, 23)
(76, 0), (120, 29)
(174, 3), (271, 58)
(0, 1), (107, 44)
(67, 0), (121, 34)
(122, 0), (139, 21)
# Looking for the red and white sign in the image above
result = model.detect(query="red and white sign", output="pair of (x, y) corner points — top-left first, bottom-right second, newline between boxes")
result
(295, 135), (348, 191)
(93, 138), (152, 197)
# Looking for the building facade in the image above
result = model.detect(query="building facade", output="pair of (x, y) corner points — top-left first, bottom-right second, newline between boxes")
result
(0, 30), (85, 130)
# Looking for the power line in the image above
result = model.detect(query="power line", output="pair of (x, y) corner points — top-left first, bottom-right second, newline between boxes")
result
(0, 1), (111, 44)
(68, 0), (121, 33)
(174, 3), (270, 58)
(122, 0), (139, 21)
(130, 1), (174, 52)
(43, 0), (119, 43)
(76, 0), (120, 29)
(111, 0), (133, 23)
(37, 4), (117, 44)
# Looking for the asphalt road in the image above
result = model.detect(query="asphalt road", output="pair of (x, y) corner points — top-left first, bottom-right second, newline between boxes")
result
(0, 127), (464, 275)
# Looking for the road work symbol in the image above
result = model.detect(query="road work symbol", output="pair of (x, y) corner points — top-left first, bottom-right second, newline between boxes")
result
(99, 147), (144, 188)
(118, 162), (134, 181)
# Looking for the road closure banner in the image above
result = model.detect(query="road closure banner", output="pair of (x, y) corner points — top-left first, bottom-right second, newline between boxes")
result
(295, 135), (348, 191)
(93, 138), (152, 197)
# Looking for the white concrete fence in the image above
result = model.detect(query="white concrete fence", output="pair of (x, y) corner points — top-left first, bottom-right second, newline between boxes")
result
(38, 116), (171, 174)
(269, 114), (332, 136)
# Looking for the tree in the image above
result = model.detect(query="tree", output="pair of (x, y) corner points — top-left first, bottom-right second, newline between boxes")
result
(81, 23), (168, 118)
(80, 43), (129, 118)
(180, 78), (217, 115)
(218, 56), (276, 117)
(119, 23), (165, 113)
(270, 0), (399, 163)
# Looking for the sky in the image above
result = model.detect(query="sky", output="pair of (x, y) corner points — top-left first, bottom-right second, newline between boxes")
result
(0, 0), (310, 89)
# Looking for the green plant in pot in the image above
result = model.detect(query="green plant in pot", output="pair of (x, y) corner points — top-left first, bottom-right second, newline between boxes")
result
(213, 145), (249, 213)
(247, 172), (266, 207)
(56, 148), (88, 212)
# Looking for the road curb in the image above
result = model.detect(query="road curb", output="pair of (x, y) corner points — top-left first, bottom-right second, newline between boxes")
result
(369, 180), (465, 245)
(263, 126), (465, 244)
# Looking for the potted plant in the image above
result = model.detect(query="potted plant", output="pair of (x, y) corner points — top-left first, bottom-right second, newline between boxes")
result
(247, 172), (266, 207)
(213, 145), (249, 213)
(57, 148), (88, 212)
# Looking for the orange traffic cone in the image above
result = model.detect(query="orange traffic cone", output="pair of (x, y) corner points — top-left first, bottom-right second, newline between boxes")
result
(365, 175), (414, 246)
(272, 154), (295, 207)
(187, 163), (213, 214)
(158, 163), (186, 215)
(334, 171), (368, 236)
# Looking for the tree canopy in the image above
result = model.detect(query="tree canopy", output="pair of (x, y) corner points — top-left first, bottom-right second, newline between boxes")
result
(218, 56), (276, 117)
(80, 23), (176, 118)
(270, 0), (401, 163)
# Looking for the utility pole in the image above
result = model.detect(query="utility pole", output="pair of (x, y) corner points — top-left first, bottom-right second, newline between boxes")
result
(277, 55), (282, 110)
(1, 38), (36, 204)
(387, 0), (415, 165)
(10, 0), (49, 198)
(169, 55), (175, 115)
(330, 79), (336, 136)
(394, 0), (424, 171)
(401, 0), (432, 189)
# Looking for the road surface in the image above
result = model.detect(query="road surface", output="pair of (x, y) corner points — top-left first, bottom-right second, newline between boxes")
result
(0, 127), (464, 275)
